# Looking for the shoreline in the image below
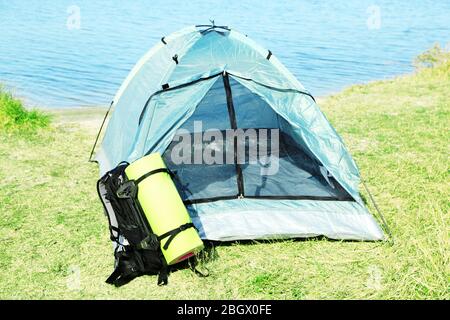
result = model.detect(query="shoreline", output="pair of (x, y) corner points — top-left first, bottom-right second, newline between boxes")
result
(34, 71), (417, 134)
(22, 68), (421, 115)
(47, 106), (108, 134)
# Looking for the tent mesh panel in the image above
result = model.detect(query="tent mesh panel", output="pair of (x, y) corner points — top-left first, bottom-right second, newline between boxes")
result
(162, 75), (352, 203)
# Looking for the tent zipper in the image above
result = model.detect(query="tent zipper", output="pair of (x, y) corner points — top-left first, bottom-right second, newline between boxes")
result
(223, 72), (245, 198)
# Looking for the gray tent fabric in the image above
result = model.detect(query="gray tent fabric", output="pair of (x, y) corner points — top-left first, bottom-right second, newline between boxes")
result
(94, 25), (385, 241)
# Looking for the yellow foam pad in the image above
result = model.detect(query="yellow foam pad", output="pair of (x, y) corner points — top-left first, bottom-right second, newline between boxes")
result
(125, 153), (204, 265)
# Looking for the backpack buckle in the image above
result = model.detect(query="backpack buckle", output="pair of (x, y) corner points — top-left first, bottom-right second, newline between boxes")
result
(116, 180), (137, 199)
(179, 224), (190, 231)
(138, 234), (160, 250)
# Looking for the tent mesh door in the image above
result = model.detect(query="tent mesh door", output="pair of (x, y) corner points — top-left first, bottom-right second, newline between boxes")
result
(162, 74), (353, 203)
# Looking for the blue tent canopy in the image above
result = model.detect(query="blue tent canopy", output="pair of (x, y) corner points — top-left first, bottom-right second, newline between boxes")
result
(94, 25), (385, 241)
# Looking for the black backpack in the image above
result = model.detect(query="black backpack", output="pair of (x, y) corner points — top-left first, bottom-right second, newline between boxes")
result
(97, 162), (170, 287)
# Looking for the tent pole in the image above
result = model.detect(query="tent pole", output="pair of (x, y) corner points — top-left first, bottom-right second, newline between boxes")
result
(362, 179), (394, 245)
(89, 101), (114, 163)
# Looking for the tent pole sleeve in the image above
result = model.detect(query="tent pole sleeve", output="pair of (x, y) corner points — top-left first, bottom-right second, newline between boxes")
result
(89, 100), (114, 163)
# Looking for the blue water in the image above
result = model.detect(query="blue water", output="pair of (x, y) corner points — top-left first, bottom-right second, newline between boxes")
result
(0, 0), (449, 108)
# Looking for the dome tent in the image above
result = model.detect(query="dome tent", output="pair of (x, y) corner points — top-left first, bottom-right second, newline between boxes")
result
(92, 24), (386, 241)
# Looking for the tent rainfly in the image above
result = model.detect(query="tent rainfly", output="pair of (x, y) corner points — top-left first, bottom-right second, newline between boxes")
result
(92, 24), (387, 241)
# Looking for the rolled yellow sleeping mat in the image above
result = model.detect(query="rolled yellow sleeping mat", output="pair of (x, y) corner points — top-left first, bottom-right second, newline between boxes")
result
(125, 153), (204, 265)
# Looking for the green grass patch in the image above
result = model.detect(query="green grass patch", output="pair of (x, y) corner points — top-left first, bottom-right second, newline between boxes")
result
(0, 49), (448, 299)
(0, 88), (50, 135)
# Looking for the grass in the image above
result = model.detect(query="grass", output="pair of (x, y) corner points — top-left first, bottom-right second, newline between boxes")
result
(0, 88), (50, 135)
(0, 51), (449, 299)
